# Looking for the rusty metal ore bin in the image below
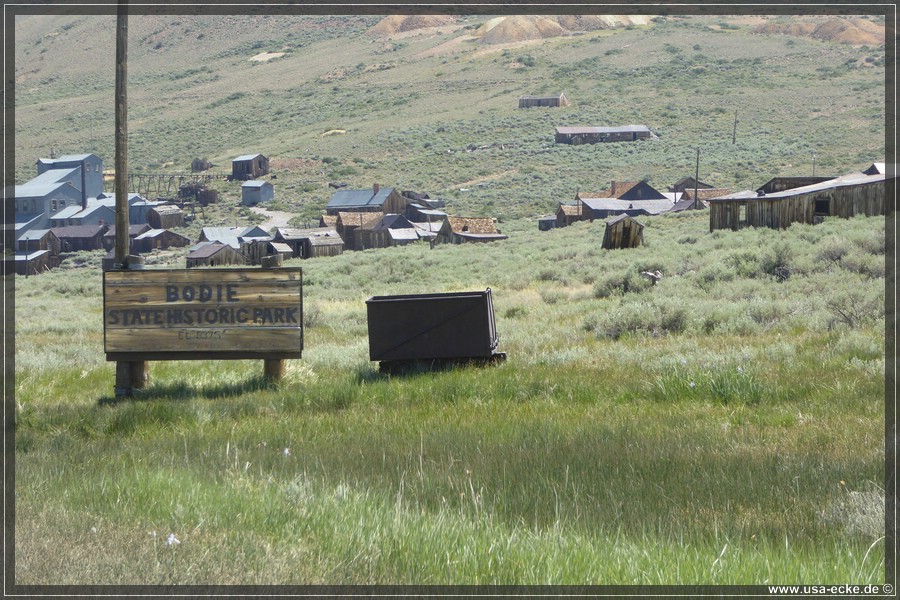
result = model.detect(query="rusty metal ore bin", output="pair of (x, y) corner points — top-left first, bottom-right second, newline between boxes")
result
(366, 288), (506, 372)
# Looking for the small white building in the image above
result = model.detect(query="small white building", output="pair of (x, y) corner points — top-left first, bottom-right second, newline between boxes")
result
(241, 180), (274, 206)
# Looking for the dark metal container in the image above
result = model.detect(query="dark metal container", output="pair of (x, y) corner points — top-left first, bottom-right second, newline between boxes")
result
(366, 288), (504, 365)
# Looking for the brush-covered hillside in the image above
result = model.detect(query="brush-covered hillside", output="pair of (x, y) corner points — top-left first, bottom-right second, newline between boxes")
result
(13, 12), (887, 223)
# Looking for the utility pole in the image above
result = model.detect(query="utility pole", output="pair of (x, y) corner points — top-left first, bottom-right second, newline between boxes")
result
(113, 1), (148, 396)
(732, 111), (738, 144)
(114, 4), (129, 268)
(693, 147), (700, 210)
(812, 153), (817, 177)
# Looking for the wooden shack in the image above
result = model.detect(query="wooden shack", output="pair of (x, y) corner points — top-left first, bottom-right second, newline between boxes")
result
(52, 224), (108, 251)
(147, 204), (185, 229)
(15, 250), (52, 276)
(133, 229), (192, 253)
(231, 153), (269, 181)
(336, 211), (382, 250)
(708, 172), (887, 232)
(601, 214), (644, 250)
(102, 224), (151, 251)
(16, 228), (61, 256)
(191, 158), (213, 172)
(185, 242), (248, 268)
(555, 203), (583, 227)
(437, 217), (507, 244)
(519, 93), (570, 108)
(555, 125), (651, 145)
(669, 176), (714, 193)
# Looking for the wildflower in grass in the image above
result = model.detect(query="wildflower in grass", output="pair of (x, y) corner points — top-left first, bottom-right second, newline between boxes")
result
(165, 533), (180, 547)
(283, 447), (291, 457)
(737, 366), (744, 373)
(690, 381), (696, 389)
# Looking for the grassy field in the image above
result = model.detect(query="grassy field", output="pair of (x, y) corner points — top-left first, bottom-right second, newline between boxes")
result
(10, 9), (890, 590)
(14, 211), (887, 586)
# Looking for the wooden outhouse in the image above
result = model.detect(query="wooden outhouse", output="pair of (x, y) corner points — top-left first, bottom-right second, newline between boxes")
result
(601, 214), (644, 250)
(241, 180), (275, 206)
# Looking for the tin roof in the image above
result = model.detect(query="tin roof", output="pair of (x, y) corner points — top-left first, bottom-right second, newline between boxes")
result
(15, 181), (75, 198)
(17, 228), (52, 241)
(388, 228), (420, 241)
(51, 224), (107, 238)
(187, 242), (231, 258)
(275, 227), (339, 240)
(557, 204), (582, 216)
(233, 153), (264, 162)
(373, 214), (414, 231)
(327, 187), (395, 210)
(556, 125), (650, 135)
(242, 180), (272, 188)
(709, 171), (885, 202)
(150, 204), (184, 214)
(16, 250), (51, 261)
(580, 197), (673, 215)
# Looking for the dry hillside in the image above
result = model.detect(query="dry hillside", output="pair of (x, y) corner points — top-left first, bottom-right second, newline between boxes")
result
(753, 17), (885, 45)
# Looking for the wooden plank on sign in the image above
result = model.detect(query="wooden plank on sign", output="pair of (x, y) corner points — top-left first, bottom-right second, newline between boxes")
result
(103, 267), (303, 360)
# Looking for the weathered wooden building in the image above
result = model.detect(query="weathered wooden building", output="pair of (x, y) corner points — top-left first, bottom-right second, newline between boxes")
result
(669, 176), (714, 193)
(601, 214), (644, 250)
(325, 184), (409, 216)
(336, 211), (383, 250)
(16, 228), (61, 256)
(186, 242), (248, 268)
(538, 216), (557, 231)
(15, 250), (52, 276)
(519, 92), (570, 108)
(102, 224), (151, 251)
(245, 239), (294, 265)
(756, 176), (836, 195)
(577, 181), (672, 220)
(676, 187), (731, 208)
(133, 229), (192, 253)
(52, 224), (109, 251)
(241, 180), (275, 206)
(231, 153), (269, 181)
(147, 204), (185, 229)
(708, 172), (888, 232)
(437, 217), (507, 244)
(555, 203), (583, 227)
(191, 158), (213, 172)
(555, 125), (651, 145)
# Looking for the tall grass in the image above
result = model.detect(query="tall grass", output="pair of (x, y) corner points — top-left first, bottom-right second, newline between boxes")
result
(13, 208), (886, 586)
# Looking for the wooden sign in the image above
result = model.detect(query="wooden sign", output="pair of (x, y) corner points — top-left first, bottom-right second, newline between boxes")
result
(103, 267), (303, 361)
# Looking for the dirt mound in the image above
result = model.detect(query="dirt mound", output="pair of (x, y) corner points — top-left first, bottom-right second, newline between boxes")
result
(474, 15), (652, 44)
(369, 15), (459, 36)
(753, 17), (884, 45)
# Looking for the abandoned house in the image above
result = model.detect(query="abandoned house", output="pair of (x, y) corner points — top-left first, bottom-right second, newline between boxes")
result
(577, 181), (673, 220)
(672, 188), (732, 210)
(186, 242), (248, 268)
(756, 176), (836, 195)
(519, 93), (570, 108)
(241, 180), (275, 206)
(102, 224), (152, 251)
(555, 202), (583, 227)
(601, 214), (645, 250)
(555, 125), (652, 145)
(199, 226), (271, 250)
(51, 224), (109, 252)
(325, 184), (409, 215)
(335, 211), (383, 250)
(133, 229), (192, 253)
(147, 204), (185, 229)
(272, 227), (345, 259)
(437, 217), (508, 244)
(708, 170), (888, 231)
(244, 239), (294, 265)
(231, 153), (269, 181)
(15, 250), (53, 276)
(669, 176), (714, 194)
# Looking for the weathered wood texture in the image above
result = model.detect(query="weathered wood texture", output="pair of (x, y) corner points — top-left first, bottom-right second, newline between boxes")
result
(602, 216), (644, 249)
(103, 267), (303, 360)
(709, 180), (885, 231)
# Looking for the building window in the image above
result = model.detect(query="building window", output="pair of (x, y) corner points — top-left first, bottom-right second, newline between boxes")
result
(51, 200), (57, 211)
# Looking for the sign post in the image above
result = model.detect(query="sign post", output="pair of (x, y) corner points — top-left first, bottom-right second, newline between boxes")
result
(104, 267), (303, 391)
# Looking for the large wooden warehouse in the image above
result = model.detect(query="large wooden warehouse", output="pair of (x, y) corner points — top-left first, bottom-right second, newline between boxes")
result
(708, 171), (888, 232)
